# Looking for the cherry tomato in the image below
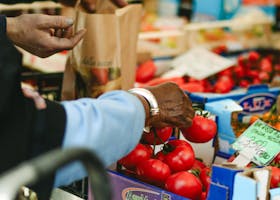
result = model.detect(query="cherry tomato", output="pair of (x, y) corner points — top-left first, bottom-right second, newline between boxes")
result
(136, 158), (171, 187)
(118, 143), (152, 170)
(136, 60), (157, 83)
(165, 171), (203, 200)
(155, 141), (195, 173)
(269, 166), (280, 189)
(181, 115), (217, 143)
(141, 127), (173, 145)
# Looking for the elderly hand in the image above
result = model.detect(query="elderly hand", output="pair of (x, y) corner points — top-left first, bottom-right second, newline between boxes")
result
(59, 0), (128, 12)
(6, 14), (86, 58)
(142, 82), (194, 129)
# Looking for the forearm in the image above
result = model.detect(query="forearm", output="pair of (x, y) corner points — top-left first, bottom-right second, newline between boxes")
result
(54, 91), (146, 186)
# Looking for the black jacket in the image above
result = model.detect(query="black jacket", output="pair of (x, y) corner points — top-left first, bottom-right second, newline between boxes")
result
(0, 35), (66, 199)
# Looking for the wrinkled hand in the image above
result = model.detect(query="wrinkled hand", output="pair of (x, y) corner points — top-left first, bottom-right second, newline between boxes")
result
(6, 14), (86, 58)
(59, 0), (128, 13)
(145, 82), (195, 128)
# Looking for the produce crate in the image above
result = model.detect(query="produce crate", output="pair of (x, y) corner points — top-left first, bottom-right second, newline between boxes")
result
(188, 84), (280, 158)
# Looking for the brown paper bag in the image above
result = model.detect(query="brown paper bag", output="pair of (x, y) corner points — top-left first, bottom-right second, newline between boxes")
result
(61, 1), (142, 100)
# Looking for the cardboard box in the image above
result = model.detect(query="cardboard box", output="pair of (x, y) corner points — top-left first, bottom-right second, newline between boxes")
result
(188, 84), (280, 158)
(208, 165), (280, 200)
(101, 170), (189, 200)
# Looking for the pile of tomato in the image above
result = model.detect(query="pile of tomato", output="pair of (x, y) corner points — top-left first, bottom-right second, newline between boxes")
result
(135, 50), (280, 94)
(117, 113), (217, 200)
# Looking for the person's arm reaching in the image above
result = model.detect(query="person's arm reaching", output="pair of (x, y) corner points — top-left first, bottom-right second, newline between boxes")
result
(55, 91), (146, 186)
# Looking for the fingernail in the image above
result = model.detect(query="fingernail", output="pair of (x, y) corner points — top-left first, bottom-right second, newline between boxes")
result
(66, 18), (74, 26)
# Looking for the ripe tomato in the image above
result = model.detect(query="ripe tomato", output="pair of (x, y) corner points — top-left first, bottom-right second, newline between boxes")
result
(269, 166), (280, 189)
(271, 152), (280, 166)
(213, 75), (234, 93)
(165, 171), (203, 199)
(248, 51), (260, 62)
(136, 60), (157, 83)
(180, 82), (204, 93)
(141, 127), (173, 145)
(192, 158), (207, 171)
(136, 158), (171, 187)
(167, 139), (193, 148)
(199, 167), (211, 193)
(118, 143), (152, 170)
(91, 68), (109, 85)
(260, 58), (272, 73)
(155, 141), (195, 173)
(181, 115), (217, 143)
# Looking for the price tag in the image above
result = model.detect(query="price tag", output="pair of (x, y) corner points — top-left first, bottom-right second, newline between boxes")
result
(232, 119), (280, 166)
(163, 47), (235, 80)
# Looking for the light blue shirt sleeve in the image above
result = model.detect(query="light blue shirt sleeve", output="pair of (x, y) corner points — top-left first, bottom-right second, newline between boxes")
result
(54, 90), (145, 187)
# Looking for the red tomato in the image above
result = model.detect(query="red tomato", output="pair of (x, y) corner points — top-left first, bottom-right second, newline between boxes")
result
(143, 77), (185, 87)
(118, 143), (152, 170)
(91, 68), (109, 85)
(199, 167), (211, 193)
(234, 65), (245, 78)
(258, 71), (270, 82)
(136, 158), (171, 187)
(165, 171), (203, 200)
(192, 158), (207, 171)
(213, 75), (234, 93)
(181, 115), (217, 143)
(269, 166), (280, 189)
(180, 82), (204, 93)
(248, 51), (260, 62)
(246, 70), (259, 79)
(136, 60), (157, 83)
(167, 139), (193, 148)
(271, 152), (280, 166)
(260, 58), (272, 73)
(239, 79), (250, 88)
(141, 127), (173, 145)
(156, 143), (195, 173)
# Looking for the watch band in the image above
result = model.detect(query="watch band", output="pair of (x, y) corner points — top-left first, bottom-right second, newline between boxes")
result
(0, 15), (7, 37)
(128, 88), (159, 116)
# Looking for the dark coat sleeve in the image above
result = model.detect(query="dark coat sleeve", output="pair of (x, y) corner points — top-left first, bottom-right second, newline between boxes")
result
(0, 35), (66, 199)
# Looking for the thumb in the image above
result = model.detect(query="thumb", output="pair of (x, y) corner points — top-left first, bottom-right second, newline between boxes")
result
(39, 15), (74, 29)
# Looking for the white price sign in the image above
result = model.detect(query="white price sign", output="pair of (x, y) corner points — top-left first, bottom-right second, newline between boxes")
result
(164, 47), (235, 80)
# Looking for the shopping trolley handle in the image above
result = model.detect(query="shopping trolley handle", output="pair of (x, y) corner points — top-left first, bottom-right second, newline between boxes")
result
(0, 148), (112, 200)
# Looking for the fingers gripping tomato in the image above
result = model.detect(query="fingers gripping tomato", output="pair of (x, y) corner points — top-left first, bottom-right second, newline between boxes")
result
(136, 159), (171, 187)
(165, 171), (203, 200)
(118, 143), (152, 170)
(141, 127), (173, 145)
(181, 115), (217, 143)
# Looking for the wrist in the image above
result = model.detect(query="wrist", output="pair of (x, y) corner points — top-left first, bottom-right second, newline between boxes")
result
(128, 88), (160, 127)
